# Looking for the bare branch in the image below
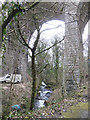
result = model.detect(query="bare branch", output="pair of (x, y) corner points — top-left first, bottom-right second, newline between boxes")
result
(2, 2), (8, 9)
(17, 19), (32, 51)
(2, 2), (40, 32)
(40, 24), (63, 34)
(26, 1), (40, 12)
(32, 11), (40, 52)
(35, 36), (65, 56)
(2, 8), (22, 32)
(37, 63), (49, 75)
(7, 23), (27, 35)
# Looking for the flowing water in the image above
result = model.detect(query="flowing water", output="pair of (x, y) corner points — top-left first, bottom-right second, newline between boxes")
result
(34, 81), (52, 109)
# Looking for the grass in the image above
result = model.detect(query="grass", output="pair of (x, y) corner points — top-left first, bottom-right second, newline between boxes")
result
(62, 102), (88, 118)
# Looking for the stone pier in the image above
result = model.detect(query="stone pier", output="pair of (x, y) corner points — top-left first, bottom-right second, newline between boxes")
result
(64, 2), (81, 93)
(2, 34), (28, 82)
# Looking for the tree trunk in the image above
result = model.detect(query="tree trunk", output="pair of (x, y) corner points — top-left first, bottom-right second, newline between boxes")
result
(30, 52), (36, 110)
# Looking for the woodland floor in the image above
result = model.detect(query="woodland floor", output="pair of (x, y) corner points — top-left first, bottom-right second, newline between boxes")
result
(5, 82), (88, 119)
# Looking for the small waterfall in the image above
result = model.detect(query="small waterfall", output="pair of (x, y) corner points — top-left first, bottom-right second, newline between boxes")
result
(34, 81), (52, 109)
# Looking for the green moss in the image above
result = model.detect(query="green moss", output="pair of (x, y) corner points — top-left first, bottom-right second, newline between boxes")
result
(80, 89), (83, 93)
(62, 102), (88, 118)
(82, 86), (87, 89)
(77, 93), (82, 97)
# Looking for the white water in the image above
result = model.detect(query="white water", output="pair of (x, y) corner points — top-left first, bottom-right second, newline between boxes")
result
(34, 81), (52, 109)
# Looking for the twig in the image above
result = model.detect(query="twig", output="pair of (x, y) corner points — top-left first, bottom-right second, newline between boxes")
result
(35, 36), (65, 56)
(2, 1), (40, 32)
(17, 19), (32, 51)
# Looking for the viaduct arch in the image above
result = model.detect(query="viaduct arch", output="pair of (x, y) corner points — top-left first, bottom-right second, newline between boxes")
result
(2, 2), (90, 92)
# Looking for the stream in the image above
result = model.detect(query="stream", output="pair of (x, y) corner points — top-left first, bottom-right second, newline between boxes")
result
(34, 81), (52, 109)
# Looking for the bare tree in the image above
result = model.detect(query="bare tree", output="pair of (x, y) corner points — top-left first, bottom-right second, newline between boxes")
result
(16, 16), (65, 109)
(2, 3), (65, 110)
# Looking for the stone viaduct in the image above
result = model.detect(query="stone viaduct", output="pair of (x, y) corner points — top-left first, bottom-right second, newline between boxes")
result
(1, 2), (90, 92)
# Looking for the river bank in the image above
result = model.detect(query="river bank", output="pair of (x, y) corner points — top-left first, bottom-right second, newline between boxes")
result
(6, 82), (88, 119)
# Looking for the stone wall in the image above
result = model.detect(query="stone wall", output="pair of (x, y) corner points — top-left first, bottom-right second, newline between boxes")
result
(77, 2), (89, 83)
(63, 2), (89, 93)
(64, 2), (81, 93)
(78, 2), (89, 33)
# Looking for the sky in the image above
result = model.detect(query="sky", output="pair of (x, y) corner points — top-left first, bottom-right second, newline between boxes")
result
(28, 20), (65, 61)
(29, 19), (88, 50)
(28, 20), (88, 61)
(40, 20), (65, 42)
(82, 22), (88, 56)
(30, 20), (65, 48)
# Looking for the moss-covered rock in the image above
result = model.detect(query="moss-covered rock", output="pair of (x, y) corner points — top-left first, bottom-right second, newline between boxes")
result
(62, 102), (88, 118)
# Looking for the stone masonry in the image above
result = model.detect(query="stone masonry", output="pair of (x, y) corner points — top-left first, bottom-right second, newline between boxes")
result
(64, 2), (81, 93)
(1, 2), (89, 91)
(2, 30), (28, 82)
